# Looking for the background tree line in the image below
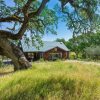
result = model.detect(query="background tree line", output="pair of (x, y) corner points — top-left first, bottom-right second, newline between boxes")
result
(56, 32), (100, 60)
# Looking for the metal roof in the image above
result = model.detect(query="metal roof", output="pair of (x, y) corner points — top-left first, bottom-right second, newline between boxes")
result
(21, 41), (69, 52)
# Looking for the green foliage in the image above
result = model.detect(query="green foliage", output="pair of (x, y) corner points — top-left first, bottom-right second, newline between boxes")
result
(69, 52), (76, 59)
(0, 0), (58, 45)
(60, 0), (100, 34)
(56, 32), (100, 59)
(56, 38), (66, 45)
(0, 0), (99, 44)
(66, 32), (100, 59)
(0, 61), (100, 100)
(0, 0), (13, 17)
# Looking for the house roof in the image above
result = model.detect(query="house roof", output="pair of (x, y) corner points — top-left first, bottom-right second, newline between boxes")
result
(21, 41), (69, 52)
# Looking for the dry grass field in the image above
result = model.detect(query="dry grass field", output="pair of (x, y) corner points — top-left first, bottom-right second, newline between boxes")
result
(0, 61), (100, 100)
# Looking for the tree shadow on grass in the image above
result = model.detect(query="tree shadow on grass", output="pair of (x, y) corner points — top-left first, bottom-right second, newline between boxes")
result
(0, 71), (14, 77)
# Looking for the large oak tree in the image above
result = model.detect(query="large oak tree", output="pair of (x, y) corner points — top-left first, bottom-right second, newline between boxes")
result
(0, 0), (99, 71)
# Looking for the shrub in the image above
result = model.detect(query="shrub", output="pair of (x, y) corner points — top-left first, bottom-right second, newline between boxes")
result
(69, 52), (76, 59)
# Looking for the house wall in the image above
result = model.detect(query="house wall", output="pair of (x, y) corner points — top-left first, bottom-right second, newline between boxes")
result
(24, 48), (69, 61)
(43, 47), (69, 60)
(24, 52), (40, 61)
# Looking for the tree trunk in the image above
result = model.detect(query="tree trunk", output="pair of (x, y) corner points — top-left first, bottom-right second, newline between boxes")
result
(0, 37), (31, 71)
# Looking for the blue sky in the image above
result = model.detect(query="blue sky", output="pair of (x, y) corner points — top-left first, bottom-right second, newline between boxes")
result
(4, 0), (73, 41)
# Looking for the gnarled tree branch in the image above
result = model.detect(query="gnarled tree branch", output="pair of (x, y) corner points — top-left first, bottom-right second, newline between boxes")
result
(0, 16), (23, 23)
(29, 0), (49, 18)
(22, 0), (33, 16)
(0, 0), (49, 40)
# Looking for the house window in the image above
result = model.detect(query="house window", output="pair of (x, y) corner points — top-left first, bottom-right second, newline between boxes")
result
(49, 53), (62, 60)
(28, 53), (34, 58)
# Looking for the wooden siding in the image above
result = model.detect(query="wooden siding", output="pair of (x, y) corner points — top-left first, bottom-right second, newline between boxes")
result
(43, 47), (69, 60)
(24, 47), (69, 61)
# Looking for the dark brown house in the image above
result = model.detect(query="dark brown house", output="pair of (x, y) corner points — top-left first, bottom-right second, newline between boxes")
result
(21, 41), (69, 61)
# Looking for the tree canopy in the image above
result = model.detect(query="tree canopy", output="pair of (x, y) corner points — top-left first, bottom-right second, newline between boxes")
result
(57, 32), (100, 59)
(0, 0), (99, 41)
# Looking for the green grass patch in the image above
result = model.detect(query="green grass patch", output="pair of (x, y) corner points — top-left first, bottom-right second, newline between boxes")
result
(0, 61), (100, 100)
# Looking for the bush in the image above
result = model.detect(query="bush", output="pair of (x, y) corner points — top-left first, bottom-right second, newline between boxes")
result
(69, 52), (76, 59)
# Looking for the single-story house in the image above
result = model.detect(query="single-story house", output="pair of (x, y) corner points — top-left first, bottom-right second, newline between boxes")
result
(21, 41), (70, 61)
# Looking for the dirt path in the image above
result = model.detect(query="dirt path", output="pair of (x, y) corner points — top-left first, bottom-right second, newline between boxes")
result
(66, 60), (100, 66)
